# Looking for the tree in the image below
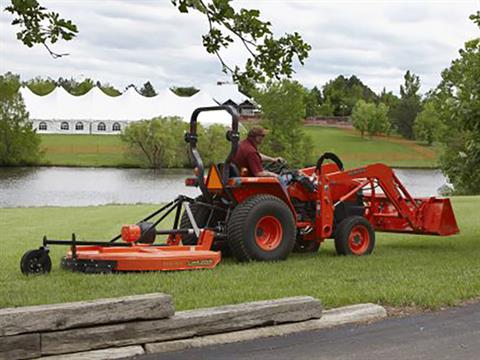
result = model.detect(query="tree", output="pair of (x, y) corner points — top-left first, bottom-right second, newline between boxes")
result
(0, 73), (42, 165)
(121, 116), (188, 169)
(5, 0), (310, 90)
(170, 86), (200, 97)
(304, 87), (321, 117)
(5, 0), (78, 58)
(252, 80), (313, 167)
(25, 76), (56, 95)
(124, 84), (138, 92)
(322, 75), (378, 116)
(173, 0), (311, 91)
(433, 11), (480, 194)
(391, 70), (422, 139)
(98, 83), (121, 97)
(197, 124), (231, 166)
(139, 81), (157, 97)
(57, 77), (95, 95)
(351, 100), (389, 138)
(378, 87), (400, 133)
(317, 97), (335, 116)
(95, 81), (121, 96)
(413, 102), (443, 145)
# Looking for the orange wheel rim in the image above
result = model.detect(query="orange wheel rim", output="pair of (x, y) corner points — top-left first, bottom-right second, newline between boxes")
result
(348, 225), (370, 255)
(255, 216), (283, 251)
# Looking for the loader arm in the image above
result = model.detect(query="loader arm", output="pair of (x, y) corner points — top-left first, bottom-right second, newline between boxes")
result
(320, 163), (459, 236)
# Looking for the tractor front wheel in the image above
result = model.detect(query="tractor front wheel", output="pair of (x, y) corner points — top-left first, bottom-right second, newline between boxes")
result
(227, 195), (295, 262)
(334, 216), (375, 256)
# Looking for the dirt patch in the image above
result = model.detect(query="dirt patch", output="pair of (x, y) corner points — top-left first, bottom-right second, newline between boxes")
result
(385, 297), (480, 318)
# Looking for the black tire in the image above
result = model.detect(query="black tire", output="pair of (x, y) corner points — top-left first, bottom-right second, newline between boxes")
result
(227, 195), (296, 262)
(293, 239), (320, 253)
(180, 197), (213, 245)
(20, 249), (52, 275)
(334, 216), (375, 256)
(137, 222), (156, 244)
(179, 197), (228, 254)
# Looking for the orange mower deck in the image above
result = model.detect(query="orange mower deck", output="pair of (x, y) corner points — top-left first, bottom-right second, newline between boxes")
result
(61, 230), (221, 273)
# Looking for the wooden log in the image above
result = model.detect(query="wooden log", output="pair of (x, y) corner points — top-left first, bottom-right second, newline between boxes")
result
(0, 333), (40, 360)
(0, 293), (174, 336)
(41, 296), (322, 355)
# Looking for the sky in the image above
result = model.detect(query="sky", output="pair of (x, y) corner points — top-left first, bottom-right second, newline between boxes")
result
(1, 0), (478, 95)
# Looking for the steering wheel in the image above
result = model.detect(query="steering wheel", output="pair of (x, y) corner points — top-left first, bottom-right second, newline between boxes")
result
(264, 159), (288, 174)
(315, 152), (344, 173)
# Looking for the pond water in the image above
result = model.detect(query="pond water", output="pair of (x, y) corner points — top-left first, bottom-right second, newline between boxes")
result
(0, 166), (449, 208)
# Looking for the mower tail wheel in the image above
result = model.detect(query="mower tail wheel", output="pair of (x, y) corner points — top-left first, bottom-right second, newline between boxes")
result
(334, 216), (375, 256)
(227, 195), (295, 262)
(20, 248), (52, 275)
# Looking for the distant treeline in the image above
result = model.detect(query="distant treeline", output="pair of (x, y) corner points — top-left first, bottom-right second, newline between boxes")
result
(16, 75), (200, 98)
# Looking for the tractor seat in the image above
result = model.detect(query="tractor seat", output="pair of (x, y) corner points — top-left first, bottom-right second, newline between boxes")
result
(217, 163), (240, 178)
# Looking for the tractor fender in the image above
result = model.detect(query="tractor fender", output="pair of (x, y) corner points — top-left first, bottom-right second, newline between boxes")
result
(228, 177), (296, 215)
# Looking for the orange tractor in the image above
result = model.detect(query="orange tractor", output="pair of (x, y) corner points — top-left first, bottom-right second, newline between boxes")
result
(20, 106), (459, 274)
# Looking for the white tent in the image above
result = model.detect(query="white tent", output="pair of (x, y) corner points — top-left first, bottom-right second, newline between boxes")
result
(200, 83), (250, 105)
(21, 85), (245, 134)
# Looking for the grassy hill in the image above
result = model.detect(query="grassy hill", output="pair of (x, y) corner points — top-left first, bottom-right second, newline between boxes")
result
(38, 127), (439, 169)
(304, 127), (438, 169)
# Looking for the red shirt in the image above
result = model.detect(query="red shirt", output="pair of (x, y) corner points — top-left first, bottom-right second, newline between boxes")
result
(232, 138), (263, 176)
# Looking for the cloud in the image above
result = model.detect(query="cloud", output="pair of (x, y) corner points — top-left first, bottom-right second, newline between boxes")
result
(1, 0), (478, 95)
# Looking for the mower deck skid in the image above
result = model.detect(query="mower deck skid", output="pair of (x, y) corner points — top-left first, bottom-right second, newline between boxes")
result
(62, 244), (221, 273)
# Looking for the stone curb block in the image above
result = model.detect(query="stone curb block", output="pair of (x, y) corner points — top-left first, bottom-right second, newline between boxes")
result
(40, 296), (322, 356)
(33, 346), (145, 360)
(0, 333), (40, 360)
(145, 303), (386, 354)
(0, 293), (174, 336)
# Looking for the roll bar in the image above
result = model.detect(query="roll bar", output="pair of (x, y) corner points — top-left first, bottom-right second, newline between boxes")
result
(184, 105), (240, 202)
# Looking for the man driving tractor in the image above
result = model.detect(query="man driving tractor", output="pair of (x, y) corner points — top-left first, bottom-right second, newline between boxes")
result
(232, 126), (283, 177)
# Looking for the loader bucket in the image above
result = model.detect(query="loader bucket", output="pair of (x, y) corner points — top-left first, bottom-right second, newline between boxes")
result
(420, 198), (459, 236)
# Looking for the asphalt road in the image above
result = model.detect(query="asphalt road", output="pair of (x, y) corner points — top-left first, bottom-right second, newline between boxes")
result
(135, 302), (480, 360)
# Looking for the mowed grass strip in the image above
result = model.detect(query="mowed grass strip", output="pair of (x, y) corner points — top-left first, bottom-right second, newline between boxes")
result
(39, 128), (439, 169)
(0, 197), (478, 310)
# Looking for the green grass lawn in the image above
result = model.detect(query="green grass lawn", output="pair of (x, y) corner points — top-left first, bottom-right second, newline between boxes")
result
(39, 127), (439, 169)
(304, 127), (439, 169)
(39, 134), (142, 167)
(1, 196), (478, 310)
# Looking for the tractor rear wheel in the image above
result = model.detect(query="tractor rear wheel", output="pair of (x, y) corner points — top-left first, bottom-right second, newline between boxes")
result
(334, 216), (375, 256)
(227, 195), (296, 262)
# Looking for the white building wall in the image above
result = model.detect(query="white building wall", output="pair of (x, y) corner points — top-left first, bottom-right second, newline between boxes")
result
(33, 119), (128, 135)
